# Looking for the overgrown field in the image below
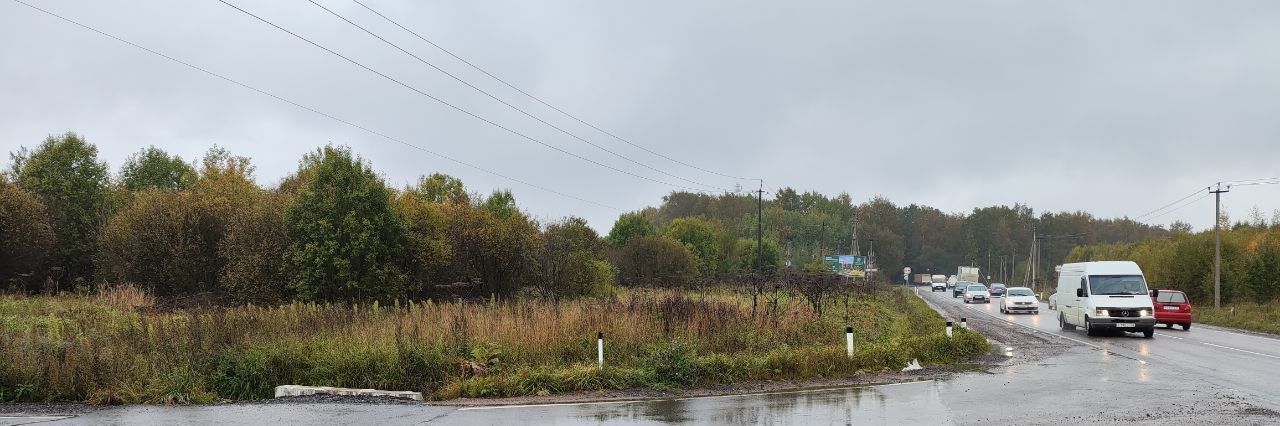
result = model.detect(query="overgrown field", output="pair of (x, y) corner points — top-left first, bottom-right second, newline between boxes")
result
(1194, 303), (1280, 335)
(0, 285), (985, 404)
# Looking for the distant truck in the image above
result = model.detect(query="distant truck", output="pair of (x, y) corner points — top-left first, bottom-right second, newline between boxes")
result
(931, 274), (947, 284)
(913, 274), (932, 286)
(957, 266), (980, 283)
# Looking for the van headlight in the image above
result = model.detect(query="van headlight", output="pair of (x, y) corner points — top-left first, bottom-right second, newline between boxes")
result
(1095, 309), (1110, 317)
(1138, 309), (1151, 317)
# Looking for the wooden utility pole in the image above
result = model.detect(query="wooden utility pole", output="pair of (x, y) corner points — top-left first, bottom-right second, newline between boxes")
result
(1211, 183), (1229, 309)
(756, 181), (764, 272)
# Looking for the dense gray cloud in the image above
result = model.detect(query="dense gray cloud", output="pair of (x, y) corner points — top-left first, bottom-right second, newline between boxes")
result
(3, 0), (1278, 231)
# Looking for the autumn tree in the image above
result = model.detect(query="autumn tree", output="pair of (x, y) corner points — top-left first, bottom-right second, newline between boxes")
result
(664, 217), (724, 276)
(9, 132), (111, 281)
(540, 217), (612, 298)
(605, 212), (655, 246)
(119, 146), (196, 191)
(0, 180), (56, 291)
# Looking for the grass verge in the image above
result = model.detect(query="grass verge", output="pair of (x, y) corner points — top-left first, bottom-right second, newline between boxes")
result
(1194, 302), (1280, 335)
(0, 285), (987, 403)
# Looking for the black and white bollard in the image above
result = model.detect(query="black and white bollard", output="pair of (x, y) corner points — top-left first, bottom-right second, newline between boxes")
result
(597, 332), (604, 370)
(946, 321), (953, 337)
(961, 318), (968, 329)
(845, 326), (854, 359)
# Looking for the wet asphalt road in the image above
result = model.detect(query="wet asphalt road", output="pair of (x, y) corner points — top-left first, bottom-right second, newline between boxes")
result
(5, 288), (1279, 425)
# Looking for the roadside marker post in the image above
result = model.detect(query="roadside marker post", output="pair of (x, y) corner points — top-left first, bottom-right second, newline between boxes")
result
(945, 321), (953, 337)
(845, 326), (854, 359)
(597, 332), (604, 370)
(961, 318), (968, 329)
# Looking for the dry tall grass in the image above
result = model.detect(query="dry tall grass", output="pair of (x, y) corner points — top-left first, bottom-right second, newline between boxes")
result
(0, 286), (986, 403)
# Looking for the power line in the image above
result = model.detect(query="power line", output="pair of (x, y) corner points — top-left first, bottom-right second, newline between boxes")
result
(9, 0), (620, 211)
(1145, 192), (1211, 222)
(1230, 180), (1280, 187)
(1132, 186), (1208, 220)
(307, 0), (726, 193)
(1222, 177), (1280, 185)
(216, 0), (705, 193)
(350, 0), (754, 182)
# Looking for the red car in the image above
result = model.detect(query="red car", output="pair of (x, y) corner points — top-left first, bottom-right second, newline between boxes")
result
(1150, 289), (1192, 330)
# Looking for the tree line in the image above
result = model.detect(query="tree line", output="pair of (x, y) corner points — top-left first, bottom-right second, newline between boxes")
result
(633, 189), (1171, 286)
(1067, 218), (1280, 305)
(1, 132), (1174, 303)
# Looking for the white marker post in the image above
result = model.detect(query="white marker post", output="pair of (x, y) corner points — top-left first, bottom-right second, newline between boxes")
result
(597, 332), (604, 370)
(961, 318), (968, 329)
(845, 326), (854, 359)
(946, 321), (953, 337)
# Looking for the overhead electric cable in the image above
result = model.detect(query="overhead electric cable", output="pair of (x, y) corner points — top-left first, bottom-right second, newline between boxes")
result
(351, 0), (754, 182)
(216, 0), (703, 192)
(9, 0), (620, 211)
(308, 0), (725, 192)
(1144, 192), (1211, 222)
(1133, 186), (1208, 220)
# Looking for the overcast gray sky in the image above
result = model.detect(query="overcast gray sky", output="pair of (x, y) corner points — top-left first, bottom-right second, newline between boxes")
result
(3, 0), (1278, 231)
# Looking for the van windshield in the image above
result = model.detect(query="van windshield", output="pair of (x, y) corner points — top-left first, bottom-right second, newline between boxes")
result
(1088, 275), (1149, 295)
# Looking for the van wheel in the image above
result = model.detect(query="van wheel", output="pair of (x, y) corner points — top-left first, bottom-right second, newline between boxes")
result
(1143, 329), (1154, 338)
(1084, 317), (1097, 336)
(1060, 313), (1076, 331)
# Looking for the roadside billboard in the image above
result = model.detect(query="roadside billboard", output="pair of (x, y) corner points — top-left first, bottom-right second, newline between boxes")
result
(822, 255), (867, 278)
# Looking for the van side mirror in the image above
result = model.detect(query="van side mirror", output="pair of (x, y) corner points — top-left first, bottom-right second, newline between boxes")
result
(1076, 288), (1085, 298)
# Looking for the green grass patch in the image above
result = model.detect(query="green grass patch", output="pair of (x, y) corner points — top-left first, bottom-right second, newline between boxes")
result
(1194, 302), (1280, 335)
(0, 287), (986, 404)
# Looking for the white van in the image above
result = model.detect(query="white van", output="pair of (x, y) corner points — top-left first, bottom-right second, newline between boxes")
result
(1056, 261), (1156, 338)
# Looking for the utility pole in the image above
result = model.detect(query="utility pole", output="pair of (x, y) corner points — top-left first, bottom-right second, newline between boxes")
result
(851, 212), (860, 256)
(819, 221), (827, 257)
(747, 180), (757, 269)
(868, 238), (876, 283)
(987, 249), (991, 284)
(1211, 183), (1229, 309)
(1029, 225), (1037, 290)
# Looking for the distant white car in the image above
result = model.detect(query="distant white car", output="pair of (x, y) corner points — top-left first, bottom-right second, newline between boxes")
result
(963, 284), (990, 304)
(1001, 287), (1039, 314)
(1048, 292), (1058, 310)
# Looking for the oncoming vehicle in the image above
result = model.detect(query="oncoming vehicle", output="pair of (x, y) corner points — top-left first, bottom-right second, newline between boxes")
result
(931, 275), (947, 292)
(952, 281), (972, 298)
(963, 284), (990, 304)
(1056, 261), (1156, 338)
(989, 283), (1006, 297)
(932, 281), (947, 292)
(1151, 289), (1192, 330)
(1001, 287), (1039, 314)
(1048, 292), (1058, 310)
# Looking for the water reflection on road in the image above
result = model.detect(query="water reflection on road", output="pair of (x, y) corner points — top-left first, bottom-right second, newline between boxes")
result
(469, 382), (951, 425)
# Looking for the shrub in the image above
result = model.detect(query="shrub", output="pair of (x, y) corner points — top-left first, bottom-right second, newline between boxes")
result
(283, 146), (407, 302)
(610, 235), (698, 286)
(0, 181), (55, 290)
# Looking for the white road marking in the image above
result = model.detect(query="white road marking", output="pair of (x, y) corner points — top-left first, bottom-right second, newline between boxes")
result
(0, 416), (71, 425)
(455, 380), (936, 411)
(1200, 342), (1280, 360)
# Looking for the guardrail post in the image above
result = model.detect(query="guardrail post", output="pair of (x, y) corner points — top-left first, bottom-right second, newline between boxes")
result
(961, 318), (968, 329)
(597, 332), (604, 370)
(946, 321), (953, 337)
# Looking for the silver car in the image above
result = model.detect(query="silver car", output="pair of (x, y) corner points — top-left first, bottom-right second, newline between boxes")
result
(964, 284), (991, 304)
